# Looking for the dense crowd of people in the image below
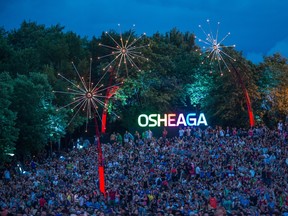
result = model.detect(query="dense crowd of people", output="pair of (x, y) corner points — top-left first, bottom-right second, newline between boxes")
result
(1, 122), (288, 216)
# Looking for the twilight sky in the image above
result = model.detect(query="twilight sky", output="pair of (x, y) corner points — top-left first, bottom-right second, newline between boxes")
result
(1, 0), (287, 63)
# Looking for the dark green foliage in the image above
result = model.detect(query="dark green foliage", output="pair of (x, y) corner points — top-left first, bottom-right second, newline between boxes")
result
(0, 20), (287, 159)
(201, 49), (261, 127)
(0, 72), (18, 163)
(10, 73), (55, 157)
(255, 53), (288, 126)
(0, 28), (13, 72)
(112, 29), (200, 129)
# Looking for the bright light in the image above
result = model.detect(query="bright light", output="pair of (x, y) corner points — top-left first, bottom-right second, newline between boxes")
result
(197, 20), (236, 75)
(138, 113), (208, 127)
(53, 59), (120, 131)
(98, 24), (149, 77)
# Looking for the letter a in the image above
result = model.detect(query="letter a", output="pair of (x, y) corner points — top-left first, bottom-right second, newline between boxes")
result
(176, 113), (187, 126)
(197, 113), (208, 126)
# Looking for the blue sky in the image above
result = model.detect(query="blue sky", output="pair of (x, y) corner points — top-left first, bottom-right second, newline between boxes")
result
(1, 0), (287, 63)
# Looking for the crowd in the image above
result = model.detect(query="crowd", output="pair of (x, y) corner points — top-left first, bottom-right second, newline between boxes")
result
(1, 122), (288, 216)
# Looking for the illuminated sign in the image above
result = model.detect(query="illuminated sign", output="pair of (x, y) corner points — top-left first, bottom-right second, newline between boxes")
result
(138, 113), (208, 127)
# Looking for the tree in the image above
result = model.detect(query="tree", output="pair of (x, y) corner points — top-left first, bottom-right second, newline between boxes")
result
(109, 29), (200, 130)
(257, 53), (288, 126)
(6, 21), (86, 77)
(0, 72), (18, 164)
(11, 72), (56, 157)
(1, 21), (288, 145)
(181, 72), (212, 110)
(201, 49), (259, 127)
(0, 28), (14, 73)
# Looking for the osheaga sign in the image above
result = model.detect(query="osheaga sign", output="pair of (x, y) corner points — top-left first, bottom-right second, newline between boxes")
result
(138, 113), (208, 127)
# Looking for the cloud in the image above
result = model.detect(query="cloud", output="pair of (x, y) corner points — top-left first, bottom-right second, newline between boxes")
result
(267, 37), (288, 58)
(245, 37), (288, 64)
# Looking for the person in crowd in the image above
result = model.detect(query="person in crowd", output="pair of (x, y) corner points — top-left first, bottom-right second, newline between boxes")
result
(162, 128), (168, 139)
(0, 123), (287, 215)
(178, 127), (184, 139)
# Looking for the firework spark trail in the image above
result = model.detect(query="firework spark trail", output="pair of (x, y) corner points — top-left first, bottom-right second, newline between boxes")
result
(53, 58), (120, 132)
(98, 24), (149, 78)
(197, 19), (236, 75)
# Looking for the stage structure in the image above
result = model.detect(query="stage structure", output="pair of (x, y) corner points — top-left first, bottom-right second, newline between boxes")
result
(197, 19), (255, 127)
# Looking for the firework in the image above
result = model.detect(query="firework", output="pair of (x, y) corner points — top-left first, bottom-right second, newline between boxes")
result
(53, 59), (120, 132)
(98, 24), (149, 77)
(197, 20), (255, 127)
(197, 19), (236, 75)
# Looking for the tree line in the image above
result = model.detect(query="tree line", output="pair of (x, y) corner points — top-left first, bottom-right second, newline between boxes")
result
(0, 21), (287, 163)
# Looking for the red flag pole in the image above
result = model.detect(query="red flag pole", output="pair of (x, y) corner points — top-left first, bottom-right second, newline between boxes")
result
(94, 117), (105, 196)
(97, 68), (119, 197)
(101, 68), (115, 134)
(230, 63), (255, 127)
